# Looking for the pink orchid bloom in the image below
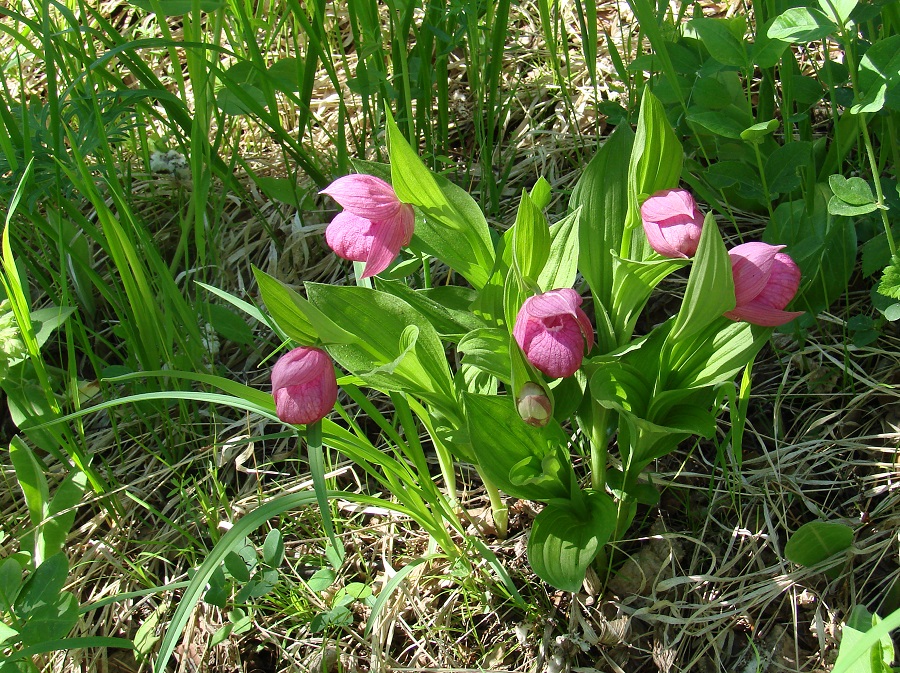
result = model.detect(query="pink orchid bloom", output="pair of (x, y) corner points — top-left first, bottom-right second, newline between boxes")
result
(640, 189), (704, 258)
(513, 289), (594, 379)
(724, 242), (803, 327)
(321, 174), (414, 279)
(271, 347), (338, 425)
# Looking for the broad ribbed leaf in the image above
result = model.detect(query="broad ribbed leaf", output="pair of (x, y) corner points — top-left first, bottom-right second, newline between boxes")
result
(386, 113), (494, 289)
(463, 393), (571, 502)
(527, 492), (616, 592)
(669, 213), (735, 345)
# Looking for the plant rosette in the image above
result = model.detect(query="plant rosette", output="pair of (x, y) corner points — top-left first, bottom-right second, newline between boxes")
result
(255, 92), (802, 593)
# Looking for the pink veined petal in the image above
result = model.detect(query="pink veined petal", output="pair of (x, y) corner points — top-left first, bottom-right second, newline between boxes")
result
(757, 253), (801, 310)
(664, 222), (702, 257)
(724, 303), (804, 327)
(321, 174), (402, 221)
(359, 210), (414, 278)
(396, 203), (415, 246)
(512, 305), (532, 351)
(271, 347), (331, 392)
(525, 288), (582, 319)
(325, 212), (375, 262)
(729, 242), (783, 305)
(524, 321), (585, 378)
(274, 375), (337, 425)
(640, 189), (697, 223)
(575, 307), (594, 352)
(643, 219), (687, 259)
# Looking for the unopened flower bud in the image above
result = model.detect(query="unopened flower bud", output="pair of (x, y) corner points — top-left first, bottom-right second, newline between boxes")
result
(640, 189), (704, 258)
(517, 382), (552, 427)
(271, 347), (338, 425)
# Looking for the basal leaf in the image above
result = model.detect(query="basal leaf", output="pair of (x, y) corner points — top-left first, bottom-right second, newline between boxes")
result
(512, 190), (551, 283)
(527, 491), (616, 592)
(252, 266), (317, 344)
(41, 470), (86, 564)
(14, 553), (68, 616)
(785, 521), (853, 578)
(625, 90), (683, 254)
(305, 284), (454, 402)
(610, 254), (688, 340)
(537, 209), (581, 293)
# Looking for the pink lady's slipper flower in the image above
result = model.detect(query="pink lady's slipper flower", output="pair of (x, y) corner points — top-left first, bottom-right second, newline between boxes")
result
(724, 242), (803, 327)
(513, 289), (594, 379)
(321, 174), (415, 279)
(271, 347), (338, 425)
(640, 189), (704, 258)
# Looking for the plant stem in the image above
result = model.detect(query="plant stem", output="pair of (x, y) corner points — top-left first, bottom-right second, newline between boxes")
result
(306, 420), (345, 569)
(589, 399), (609, 491)
(858, 116), (896, 258)
(477, 467), (508, 539)
(838, 24), (896, 257)
(353, 260), (373, 288)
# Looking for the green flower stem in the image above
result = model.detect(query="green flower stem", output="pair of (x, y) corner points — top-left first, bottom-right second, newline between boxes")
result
(353, 261), (373, 289)
(858, 116), (896, 259)
(839, 25), (896, 259)
(589, 400), (610, 492)
(306, 420), (345, 569)
(434, 440), (458, 506)
(476, 467), (508, 539)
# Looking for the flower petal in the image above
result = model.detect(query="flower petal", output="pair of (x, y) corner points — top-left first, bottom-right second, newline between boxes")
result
(359, 206), (415, 279)
(325, 212), (374, 262)
(729, 242), (783, 305)
(640, 189), (697, 223)
(525, 288), (582, 319)
(321, 174), (402, 220)
(724, 303), (804, 327)
(271, 347), (332, 391)
(524, 321), (585, 378)
(642, 219), (686, 259)
(274, 376), (337, 425)
(757, 253), (801, 310)
(271, 347), (338, 425)
(575, 307), (595, 352)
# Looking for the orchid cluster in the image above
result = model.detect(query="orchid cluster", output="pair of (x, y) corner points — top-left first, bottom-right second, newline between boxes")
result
(261, 92), (804, 592)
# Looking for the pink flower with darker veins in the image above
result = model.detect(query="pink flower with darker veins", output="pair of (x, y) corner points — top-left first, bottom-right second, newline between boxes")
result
(640, 189), (704, 258)
(513, 289), (594, 379)
(321, 174), (415, 279)
(271, 347), (338, 425)
(724, 242), (803, 327)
